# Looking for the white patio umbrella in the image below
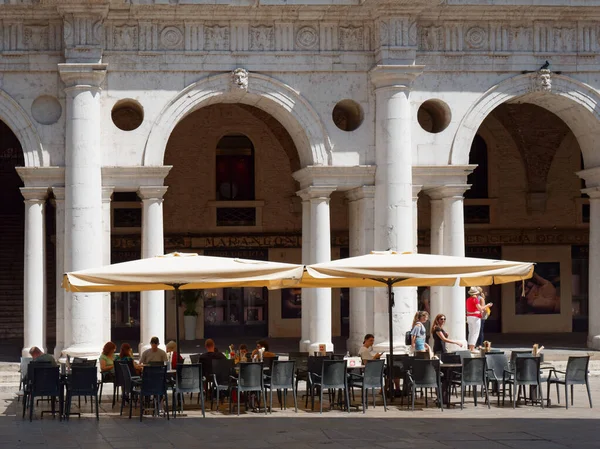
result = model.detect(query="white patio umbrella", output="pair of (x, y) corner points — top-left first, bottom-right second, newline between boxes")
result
(63, 252), (304, 358)
(297, 251), (534, 400)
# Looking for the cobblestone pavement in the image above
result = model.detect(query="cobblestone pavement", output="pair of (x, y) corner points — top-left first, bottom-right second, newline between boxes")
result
(2, 379), (600, 449)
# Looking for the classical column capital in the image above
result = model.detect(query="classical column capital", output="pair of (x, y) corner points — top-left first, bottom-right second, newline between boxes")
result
(138, 186), (168, 201)
(52, 187), (65, 201)
(412, 184), (423, 200)
(583, 187), (600, 199)
(102, 186), (115, 202)
(369, 65), (424, 90)
(58, 63), (108, 89)
(20, 187), (48, 202)
(296, 185), (337, 201)
(425, 184), (471, 200)
(346, 185), (375, 202)
(577, 166), (600, 187)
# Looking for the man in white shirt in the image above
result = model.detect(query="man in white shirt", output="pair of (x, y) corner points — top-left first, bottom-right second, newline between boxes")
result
(358, 334), (382, 361)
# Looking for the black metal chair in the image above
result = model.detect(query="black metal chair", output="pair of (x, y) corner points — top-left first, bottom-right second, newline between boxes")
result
(118, 362), (140, 418)
(305, 355), (328, 407)
(139, 365), (169, 421)
(311, 359), (350, 414)
(503, 356), (543, 408)
(386, 354), (411, 402)
(23, 365), (62, 422)
(547, 356), (592, 409)
(456, 350), (473, 361)
(485, 352), (509, 405)
(265, 360), (297, 413)
(349, 359), (387, 413)
(459, 357), (490, 409)
(288, 352), (309, 397)
(509, 350), (532, 370)
(173, 363), (205, 417)
(112, 359), (137, 408)
(230, 362), (267, 415)
(407, 359), (443, 411)
(262, 355), (279, 371)
(65, 366), (99, 420)
(210, 358), (234, 411)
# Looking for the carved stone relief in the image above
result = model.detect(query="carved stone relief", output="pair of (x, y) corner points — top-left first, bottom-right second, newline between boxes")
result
(339, 26), (363, 51)
(113, 25), (138, 50)
(465, 26), (487, 50)
(533, 68), (552, 92)
(419, 26), (444, 51)
(231, 68), (249, 91)
(295, 25), (319, 50)
(24, 25), (49, 50)
(204, 25), (229, 51)
(160, 26), (184, 49)
(250, 25), (274, 51)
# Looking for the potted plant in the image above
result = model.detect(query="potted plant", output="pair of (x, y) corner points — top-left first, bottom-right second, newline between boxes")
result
(181, 289), (201, 340)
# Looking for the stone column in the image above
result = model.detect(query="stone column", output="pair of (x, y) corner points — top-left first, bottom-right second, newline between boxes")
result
(52, 188), (65, 359)
(301, 186), (335, 353)
(428, 193), (445, 332)
(587, 190), (600, 349)
(370, 65), (422, 351)
(412, 185), (422, 253)
(59, 63), (107, 357)
(429, 185), (470, 347)
(138, 186), (168, 353)
(102, 187), (114, 345)
(297, 192), (312, 352)
(346, 186), (375, 354)
(21, 187), (48, 357)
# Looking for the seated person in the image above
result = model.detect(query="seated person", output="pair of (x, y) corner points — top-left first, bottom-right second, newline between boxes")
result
(251, 340), (277, 359)
(114, 343), (142, 375)
(29, 346), (57, 366)
(199, 339), (226, 378)
(358, 334), (382, 361)
(100, 341), (117, 381)
(139, 336), (168, 365)
(166, 340), (184, 368)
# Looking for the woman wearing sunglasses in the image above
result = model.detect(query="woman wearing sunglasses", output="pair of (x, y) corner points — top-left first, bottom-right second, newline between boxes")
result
(431, 314), (463, 355)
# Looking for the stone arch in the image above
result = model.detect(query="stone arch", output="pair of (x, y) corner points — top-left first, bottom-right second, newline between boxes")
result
(451, 73), (600, 168)
(0, 88), (44, 167)
(143, 72), (332, 167)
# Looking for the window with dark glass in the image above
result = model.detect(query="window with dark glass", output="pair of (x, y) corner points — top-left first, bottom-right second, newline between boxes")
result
(215, 134), (255, 201)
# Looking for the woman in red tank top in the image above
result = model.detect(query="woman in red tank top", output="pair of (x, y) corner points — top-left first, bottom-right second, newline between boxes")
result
(465, 287), (493, 350)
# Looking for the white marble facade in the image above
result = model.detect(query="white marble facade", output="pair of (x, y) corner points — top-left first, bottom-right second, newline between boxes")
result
(3, 0), (600, 357)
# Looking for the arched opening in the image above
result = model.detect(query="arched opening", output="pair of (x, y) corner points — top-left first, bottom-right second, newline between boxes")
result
(0, 121), (56, 344)
(154, 103), (346, 341)
(465, 99), (589, 337)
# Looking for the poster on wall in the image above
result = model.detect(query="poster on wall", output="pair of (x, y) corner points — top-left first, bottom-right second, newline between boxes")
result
(281, 288), (302, 319)
(515, 262), (561, 315)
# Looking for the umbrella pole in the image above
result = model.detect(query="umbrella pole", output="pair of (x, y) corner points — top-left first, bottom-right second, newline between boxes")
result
(174, 285), (181, 365)
(388, 282), (394, 403)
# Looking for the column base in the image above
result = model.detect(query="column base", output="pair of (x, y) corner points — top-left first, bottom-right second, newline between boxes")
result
(588, 335), (600, 350)
(61, 344), (102, 359)
(346, 336), (364, 357)
(307, 341), (334, 354)
(373, 341), (410, 354)
(299, 339), (311, 352)
(22, 347), (46, 358)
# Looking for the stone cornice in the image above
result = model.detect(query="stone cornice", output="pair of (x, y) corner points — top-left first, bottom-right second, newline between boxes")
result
(101, 166), (172, 190)
(369, 65), (424, 89)
(58, 63), (108, 88)
(293, 165), (376, 191)
(16, 167), (65, 188)
(102, 186), (115, 202)
(52, 187), (65, 201)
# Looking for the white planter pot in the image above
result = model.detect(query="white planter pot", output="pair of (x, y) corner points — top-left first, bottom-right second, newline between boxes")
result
(184, 315), (197, 340)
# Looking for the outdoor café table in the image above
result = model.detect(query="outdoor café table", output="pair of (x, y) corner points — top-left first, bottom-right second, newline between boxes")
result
(440, 363), (461, 409)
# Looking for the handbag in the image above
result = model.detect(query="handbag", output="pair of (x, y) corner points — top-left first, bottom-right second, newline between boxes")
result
(482, 306), (491, 320)
(405, 330), (412, 346)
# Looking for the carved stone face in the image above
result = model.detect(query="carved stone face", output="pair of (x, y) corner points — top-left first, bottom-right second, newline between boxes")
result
(232, 68), (249, 90)
(538, 69), (551, 92)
